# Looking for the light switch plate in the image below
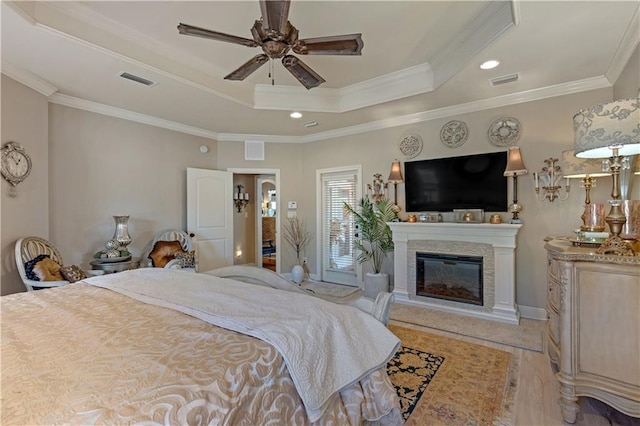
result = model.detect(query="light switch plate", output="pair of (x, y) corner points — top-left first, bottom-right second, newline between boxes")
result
(288, 201), (297, 209)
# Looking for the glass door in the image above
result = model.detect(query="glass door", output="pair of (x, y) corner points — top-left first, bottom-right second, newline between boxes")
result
(318, 167), (361, 286)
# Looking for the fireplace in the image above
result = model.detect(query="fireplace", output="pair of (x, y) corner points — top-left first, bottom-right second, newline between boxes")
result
(417, 253), (483, 305)
(388, 222), (522, 324)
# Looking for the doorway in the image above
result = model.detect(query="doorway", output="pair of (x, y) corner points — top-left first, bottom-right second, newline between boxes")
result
(316, 165), (362, 286)
(228, 168), (280, 273)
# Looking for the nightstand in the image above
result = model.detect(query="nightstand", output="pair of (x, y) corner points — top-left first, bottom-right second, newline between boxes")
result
(90, 258), (140, 274)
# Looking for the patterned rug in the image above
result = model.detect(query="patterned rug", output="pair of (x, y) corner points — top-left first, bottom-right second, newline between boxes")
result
(387, 324), (518, 425)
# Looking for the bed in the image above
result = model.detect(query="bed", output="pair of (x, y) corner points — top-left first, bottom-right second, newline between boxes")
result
(1, 266), (402, 425)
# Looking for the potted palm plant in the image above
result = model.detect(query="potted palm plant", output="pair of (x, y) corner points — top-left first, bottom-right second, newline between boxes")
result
(343, 197), (396, 298)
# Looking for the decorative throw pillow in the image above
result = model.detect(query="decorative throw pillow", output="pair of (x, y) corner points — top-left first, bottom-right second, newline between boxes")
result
(173, 250), (196, 269)
(59, 265), (87, 283)
(149, 240), (185, 268)
(25, 254), (63, 281)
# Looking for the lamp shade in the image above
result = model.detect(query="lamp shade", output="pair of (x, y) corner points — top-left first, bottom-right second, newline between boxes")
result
(388, 160), (403, 183)
(503, 146), (528, 176)
(573, 97), (640, 158)
(561, 149), (610, 178)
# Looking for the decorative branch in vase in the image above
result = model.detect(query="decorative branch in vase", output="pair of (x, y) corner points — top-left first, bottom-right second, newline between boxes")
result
(282, 216), (311, 284)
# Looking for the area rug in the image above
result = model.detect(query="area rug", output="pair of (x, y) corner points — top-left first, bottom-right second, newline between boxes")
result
(300, 280), (361, 297)
(390, 303), (544, 352)
(387, 324), (518, 426)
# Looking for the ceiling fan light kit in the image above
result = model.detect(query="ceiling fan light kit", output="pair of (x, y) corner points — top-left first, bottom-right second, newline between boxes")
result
(178, 0), (363, 89)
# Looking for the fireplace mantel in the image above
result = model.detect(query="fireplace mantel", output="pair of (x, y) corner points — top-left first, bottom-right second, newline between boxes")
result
(388, 222), (522, 324)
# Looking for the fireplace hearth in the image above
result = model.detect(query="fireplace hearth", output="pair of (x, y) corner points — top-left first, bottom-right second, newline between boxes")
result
(417, 253), (483, 305)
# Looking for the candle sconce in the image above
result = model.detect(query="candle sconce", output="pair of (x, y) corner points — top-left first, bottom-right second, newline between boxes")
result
(367, 173), (388, 203)
(533, 157), (570, 202)
(234, 184), (249, 213)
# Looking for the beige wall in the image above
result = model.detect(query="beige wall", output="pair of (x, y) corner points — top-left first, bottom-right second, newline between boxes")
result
(1, 76), (49, 295)
(47, 104), (218, 270)
(217, 140), (303, 271)
(2, 45), (638, 309)
(613, 44), (639, 100)
(290, 88), (636, 313)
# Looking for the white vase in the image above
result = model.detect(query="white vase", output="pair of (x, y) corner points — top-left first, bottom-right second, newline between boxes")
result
(291, 264), (304, 284)
(364, 272), (389, 299)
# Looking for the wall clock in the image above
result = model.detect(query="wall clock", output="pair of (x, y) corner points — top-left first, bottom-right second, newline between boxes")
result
(1, 142), (32, 194)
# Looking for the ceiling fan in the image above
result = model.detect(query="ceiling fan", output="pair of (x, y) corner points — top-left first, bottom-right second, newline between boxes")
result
(177, 0), (363, 89)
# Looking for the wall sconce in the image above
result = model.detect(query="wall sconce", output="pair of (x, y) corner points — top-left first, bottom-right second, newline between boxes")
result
(503, 146), (528, 224)
(367, 173), (388, 203)
(573, 97), (640, 256)
(387, 160), (403, 216)
(533, 158), (570, 202)
(233, 184), (249, 213)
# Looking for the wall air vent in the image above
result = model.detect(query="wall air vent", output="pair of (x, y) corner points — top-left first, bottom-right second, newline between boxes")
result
(118, 72), (157, 87)
(490, 73), (519, 86)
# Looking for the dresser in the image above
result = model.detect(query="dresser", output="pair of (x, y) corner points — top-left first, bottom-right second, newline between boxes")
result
(545, 238), (640, 423)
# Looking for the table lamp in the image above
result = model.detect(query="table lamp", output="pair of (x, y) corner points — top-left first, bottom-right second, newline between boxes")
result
(503, 146), (528, 224)
(387, 160), (403, 218)
(573, 97), (640, 256)
(561, 149), (610, 230)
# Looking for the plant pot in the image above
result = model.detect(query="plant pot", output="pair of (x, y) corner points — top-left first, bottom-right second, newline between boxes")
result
(364, 272), (389, 299)
(291, 264), (304, 284)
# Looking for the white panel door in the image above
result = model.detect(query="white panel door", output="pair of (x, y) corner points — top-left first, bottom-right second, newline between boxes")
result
(187, 168), (233, 272)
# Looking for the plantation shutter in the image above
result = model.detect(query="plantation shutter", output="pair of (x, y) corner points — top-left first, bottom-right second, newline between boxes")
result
(321, 171), (358, 286)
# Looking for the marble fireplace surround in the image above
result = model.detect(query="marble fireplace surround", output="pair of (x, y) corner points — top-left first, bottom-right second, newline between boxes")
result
(388, 222), (522, 324)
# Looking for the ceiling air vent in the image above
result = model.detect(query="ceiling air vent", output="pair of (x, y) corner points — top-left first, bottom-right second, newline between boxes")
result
(490, 73), (519, 86)
(118, 72), (157, 87)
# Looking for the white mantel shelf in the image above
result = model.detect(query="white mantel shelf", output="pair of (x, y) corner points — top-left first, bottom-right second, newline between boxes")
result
(388, 222), (522, 324)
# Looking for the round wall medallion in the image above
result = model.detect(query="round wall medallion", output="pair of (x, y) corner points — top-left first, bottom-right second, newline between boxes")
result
(398, 134), (423, 159)
(440, 120), (469, 148)
(488, 117), (521, 146)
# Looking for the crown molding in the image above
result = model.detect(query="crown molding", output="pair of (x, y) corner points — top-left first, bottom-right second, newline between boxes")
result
(430, 0), (516, 88)
(48, 93), (219, 140)
(254, 63), (434, 113)
(293, 76), (611, 143)
(605, 4), (640, 85)
(1, 61), (58, 96)
(45, 75), (611, 145)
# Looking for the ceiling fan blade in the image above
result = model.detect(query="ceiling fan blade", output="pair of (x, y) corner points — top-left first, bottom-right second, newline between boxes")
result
(224, 54), (269, 81)
(282, 55), (325, 89)
(178, 23), (260, 48)
(259, 0), (290, 41)
(293, 34), (364, 55)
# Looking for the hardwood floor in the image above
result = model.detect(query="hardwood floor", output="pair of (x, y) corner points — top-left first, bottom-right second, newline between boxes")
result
(397, 321), (639, 425)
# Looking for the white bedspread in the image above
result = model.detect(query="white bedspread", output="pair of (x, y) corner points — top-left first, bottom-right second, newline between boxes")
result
(87, 268), (400, 422)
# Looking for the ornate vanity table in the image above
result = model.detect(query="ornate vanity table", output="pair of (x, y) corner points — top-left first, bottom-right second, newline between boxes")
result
(544, 237), (639, 423)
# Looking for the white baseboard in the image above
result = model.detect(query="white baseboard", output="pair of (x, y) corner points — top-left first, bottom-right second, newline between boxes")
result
(518, 305), (547, 321)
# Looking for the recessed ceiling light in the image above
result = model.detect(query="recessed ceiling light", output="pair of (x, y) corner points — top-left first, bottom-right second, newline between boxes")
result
(480, 60), (500, 70)
(290, 112), (302, 119)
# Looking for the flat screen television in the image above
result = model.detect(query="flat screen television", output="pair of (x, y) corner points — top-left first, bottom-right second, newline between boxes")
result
(404, 151), (508, 212)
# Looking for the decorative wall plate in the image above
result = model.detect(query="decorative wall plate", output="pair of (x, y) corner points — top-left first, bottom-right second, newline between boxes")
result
(398, 134), (423, 159)
(488, 117), (521, 146)
(440, 120), (469, 148)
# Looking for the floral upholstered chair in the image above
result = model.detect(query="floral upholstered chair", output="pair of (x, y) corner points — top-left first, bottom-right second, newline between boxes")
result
(15, 236), (104, 291)
(139, 229), (197, 271)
